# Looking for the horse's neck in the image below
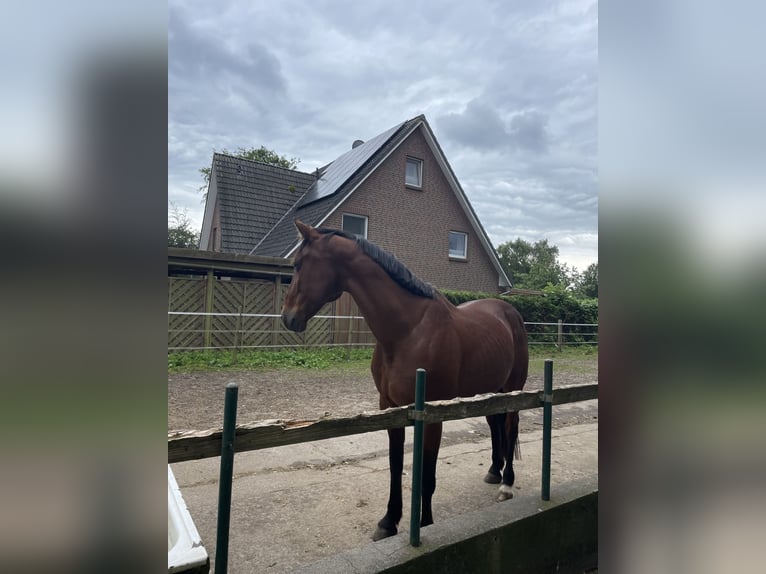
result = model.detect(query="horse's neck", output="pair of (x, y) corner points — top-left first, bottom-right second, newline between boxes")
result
(343, 256), (435, 347)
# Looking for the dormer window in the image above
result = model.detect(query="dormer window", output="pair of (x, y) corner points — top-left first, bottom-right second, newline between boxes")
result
(405, 157), (423, 188)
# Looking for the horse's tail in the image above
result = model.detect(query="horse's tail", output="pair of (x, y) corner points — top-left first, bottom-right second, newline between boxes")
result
(514, 435), (522, 460)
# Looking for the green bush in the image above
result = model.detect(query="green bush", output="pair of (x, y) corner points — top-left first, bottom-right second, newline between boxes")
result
(442, 287), (597, 322)
(441, 286), (598, 345)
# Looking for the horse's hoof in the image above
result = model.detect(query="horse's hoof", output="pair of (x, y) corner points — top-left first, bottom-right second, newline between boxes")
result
(484, 472), (502, 484)
(497, 484), (514, 501)
(372, 526), (397, 541)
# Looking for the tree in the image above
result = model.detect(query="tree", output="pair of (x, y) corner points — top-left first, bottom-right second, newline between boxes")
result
(199, 145), (300, 193)
(573, 262), (598, 298)
(496, 237), (575, 290)
(168, 203), (200, 248)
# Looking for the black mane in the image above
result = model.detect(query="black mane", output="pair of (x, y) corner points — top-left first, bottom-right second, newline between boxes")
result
(314, 228), (436, 299)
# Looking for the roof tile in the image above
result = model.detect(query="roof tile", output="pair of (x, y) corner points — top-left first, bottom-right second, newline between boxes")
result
(212, 154), (315, 253)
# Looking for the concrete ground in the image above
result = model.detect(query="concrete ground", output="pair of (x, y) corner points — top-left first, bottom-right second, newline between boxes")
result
(171, 401), (597, 573)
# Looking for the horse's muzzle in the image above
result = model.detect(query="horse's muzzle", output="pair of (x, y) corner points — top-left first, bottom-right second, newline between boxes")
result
(281, 309), (306, 332)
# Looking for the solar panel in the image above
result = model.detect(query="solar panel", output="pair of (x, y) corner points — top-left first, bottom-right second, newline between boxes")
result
(296, 121), (405, 207)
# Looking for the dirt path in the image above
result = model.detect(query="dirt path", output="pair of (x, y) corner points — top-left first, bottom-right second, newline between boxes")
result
(168, 355), (598, 433)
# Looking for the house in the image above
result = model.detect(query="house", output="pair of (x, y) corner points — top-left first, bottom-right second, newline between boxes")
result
(199, 115), (511, 292)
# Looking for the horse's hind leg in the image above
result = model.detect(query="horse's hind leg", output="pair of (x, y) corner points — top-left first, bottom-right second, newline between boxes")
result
(497, 411), (520, 501)
(420, 422), (442, 528)
(484, 413), (506, 484)
(373, 427), (405, 541)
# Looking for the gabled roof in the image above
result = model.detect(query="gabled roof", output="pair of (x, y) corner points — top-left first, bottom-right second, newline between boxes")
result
(205, 153), (316, 253)
(200, 115), (512, 287)
(247, 115), (512, 288)
(250, 116), (423, 257)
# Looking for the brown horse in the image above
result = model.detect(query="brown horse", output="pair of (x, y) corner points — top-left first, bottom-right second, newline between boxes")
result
(282, 220), (528, 541)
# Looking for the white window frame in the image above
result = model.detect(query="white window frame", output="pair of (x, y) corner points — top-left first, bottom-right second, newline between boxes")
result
(405, 157), (423, 188)
(448, 231), (468, 259)
(342, 213), (368, 239)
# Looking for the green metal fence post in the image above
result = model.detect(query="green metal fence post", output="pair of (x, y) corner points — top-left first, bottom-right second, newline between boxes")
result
(541, 360), (553, 500)
(215, 382), (238, 574)
(409, 368), (426, 547)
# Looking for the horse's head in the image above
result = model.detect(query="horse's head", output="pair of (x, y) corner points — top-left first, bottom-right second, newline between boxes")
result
(281, 220), (345, 332)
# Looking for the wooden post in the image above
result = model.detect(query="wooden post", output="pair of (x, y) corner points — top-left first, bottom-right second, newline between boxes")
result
(232, 305), (242, 364)
(167, 277), (174, 348)
(346, 315), (353, 359)
(272, 279), (281, 348)
(204, 270), (214, 349)
(557, 319), (563, 352)
(244, 283), (250, 348)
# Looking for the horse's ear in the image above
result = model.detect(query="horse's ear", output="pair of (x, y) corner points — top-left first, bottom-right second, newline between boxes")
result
(295, 220), (319, 242)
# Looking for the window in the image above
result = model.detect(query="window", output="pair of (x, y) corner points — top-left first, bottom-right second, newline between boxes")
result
(342, 213), (368, 238)
(405, 157), (423, 188)
(449, 231), (467, 259)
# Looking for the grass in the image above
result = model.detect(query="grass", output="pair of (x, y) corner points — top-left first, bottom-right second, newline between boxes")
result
(168, 345), (597, 374)
(168, 347), (375, 373)
(529, 344), (599, 377)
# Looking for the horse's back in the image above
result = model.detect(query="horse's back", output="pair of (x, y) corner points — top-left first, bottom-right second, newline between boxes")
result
(456, 298), (528, 392)
(455, 297), (524, 331)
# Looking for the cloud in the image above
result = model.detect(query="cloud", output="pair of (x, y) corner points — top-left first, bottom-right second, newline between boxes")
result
(439, 100), (510, 150)
(168, 7), (285, 94)
(168, 5), (290, 152)
(438, 99), (550, 153)
(167, 0), (598, 269)
(508, 110), (549, 152)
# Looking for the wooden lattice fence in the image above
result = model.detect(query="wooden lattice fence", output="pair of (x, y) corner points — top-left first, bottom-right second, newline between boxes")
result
(168, 274), (338, 350)
(168, 250), (595, 352)
(167, 277), (206, 349)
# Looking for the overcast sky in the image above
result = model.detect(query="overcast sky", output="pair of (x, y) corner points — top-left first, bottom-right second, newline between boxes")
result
(168, 0), (597, 271)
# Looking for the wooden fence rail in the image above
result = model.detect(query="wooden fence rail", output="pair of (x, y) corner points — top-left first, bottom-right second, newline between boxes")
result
(168, 383), (598, 464)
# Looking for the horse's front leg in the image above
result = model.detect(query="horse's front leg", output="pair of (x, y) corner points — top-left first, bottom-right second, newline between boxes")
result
(373, 426), (405, 541)
(420, 422), (442, 528)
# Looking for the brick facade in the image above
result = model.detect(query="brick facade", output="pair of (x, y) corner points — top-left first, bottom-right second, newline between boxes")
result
(322, 128), (501, 292)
